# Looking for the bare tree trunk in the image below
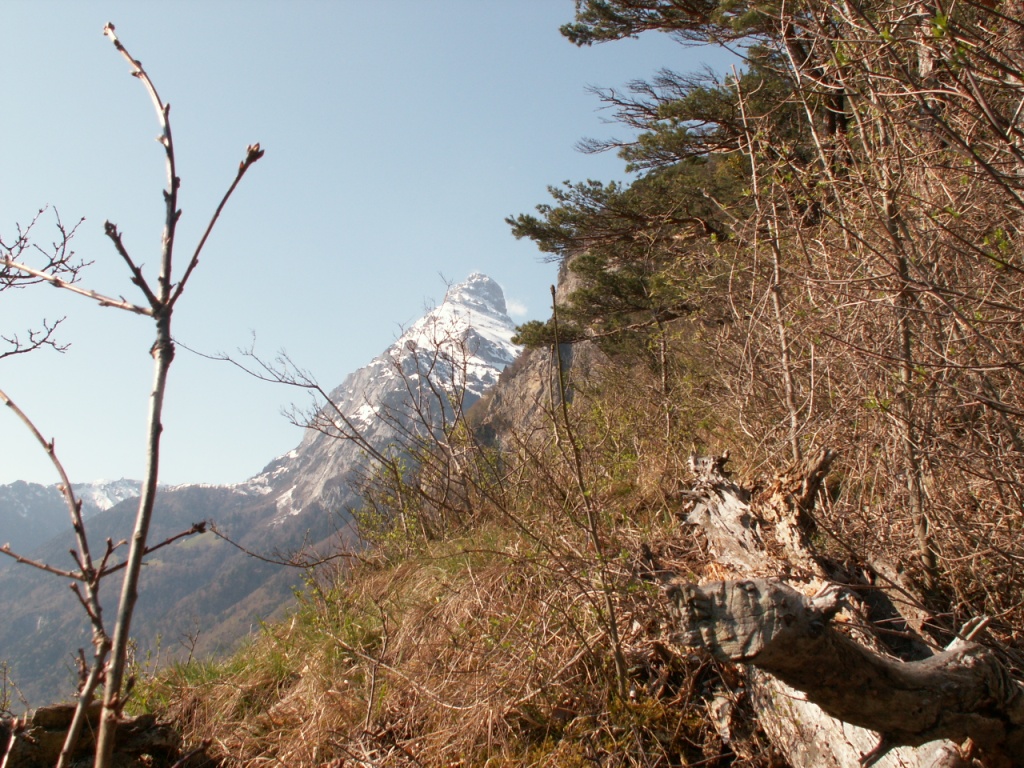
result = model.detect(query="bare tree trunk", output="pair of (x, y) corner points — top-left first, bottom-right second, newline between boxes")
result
(95, 316), (174, 765)
(550, 286), (629, 698)
(734, 75), (804, 465)
(92, 26), (263, 768)
(897, 256), (936, 592)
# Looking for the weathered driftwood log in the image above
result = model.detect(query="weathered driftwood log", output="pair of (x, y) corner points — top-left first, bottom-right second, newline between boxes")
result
(669, 450), (1024, 768)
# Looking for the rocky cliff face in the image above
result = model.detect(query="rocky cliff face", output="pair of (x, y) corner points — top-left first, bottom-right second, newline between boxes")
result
(470, 260), (607, 450)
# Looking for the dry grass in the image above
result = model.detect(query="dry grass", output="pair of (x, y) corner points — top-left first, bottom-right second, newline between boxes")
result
(136, 387), (777, 768)
(130, 339), (1024, 765)
(136, 332), (1024, 767)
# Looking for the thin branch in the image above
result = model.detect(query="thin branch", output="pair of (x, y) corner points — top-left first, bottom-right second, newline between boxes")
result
(169, 143), (265, 308)
(102, 21), (178, 302)
(0, 318), (69, 361)
(0, 544), (83, 580)
(95, 522), (208, 579)
(0, 386), (100, 576)
(206, 521), (363, 568)
(0, 207), (87, 290)
(0, 257), (151, 315)
(102, 222), (159, 309)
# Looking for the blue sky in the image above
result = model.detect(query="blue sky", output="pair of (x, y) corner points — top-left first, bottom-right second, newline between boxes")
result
(0, 2), (731, 486)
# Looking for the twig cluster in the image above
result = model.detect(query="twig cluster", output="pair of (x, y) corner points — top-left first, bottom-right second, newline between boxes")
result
(1, 22), (261, 768)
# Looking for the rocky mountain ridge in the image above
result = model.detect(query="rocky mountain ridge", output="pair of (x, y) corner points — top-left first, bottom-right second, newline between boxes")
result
(236, 272), (519, 519)
(0, 273), (521, 706)
(0, 479), (142, 562)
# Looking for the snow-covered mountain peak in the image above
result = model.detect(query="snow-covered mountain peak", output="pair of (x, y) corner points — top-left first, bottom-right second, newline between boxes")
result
(264, 273), (522, 518)
(443, 272), (508, 316)
(75, 478), (142, 513)
(0, 478), (143, 557)
(401, 274), (519, 364)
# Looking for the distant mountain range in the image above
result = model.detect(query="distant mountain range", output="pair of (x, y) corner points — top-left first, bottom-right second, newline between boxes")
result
(0, 479), (142, 562)
(0, 273), (520, 706)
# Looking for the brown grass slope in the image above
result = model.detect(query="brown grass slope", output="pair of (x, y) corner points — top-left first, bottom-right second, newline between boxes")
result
(134, 349), (785, 767)
(135, 309), (1024, 766)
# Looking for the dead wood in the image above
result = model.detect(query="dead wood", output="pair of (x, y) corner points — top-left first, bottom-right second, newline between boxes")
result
(666, 449), (1024, 768)
(668, 578), (1024, 759)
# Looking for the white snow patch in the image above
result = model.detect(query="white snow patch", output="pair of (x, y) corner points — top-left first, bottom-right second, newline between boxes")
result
(275, 484), (299, 517)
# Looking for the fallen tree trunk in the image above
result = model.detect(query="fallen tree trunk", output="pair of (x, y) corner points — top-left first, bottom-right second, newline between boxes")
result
(666, 450), (1024, 768)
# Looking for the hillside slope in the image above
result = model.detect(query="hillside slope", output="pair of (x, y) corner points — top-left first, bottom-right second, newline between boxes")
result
(134, 288), (1024, 766)
(128, 304), (772, 765)
(0, 273), (519, 707)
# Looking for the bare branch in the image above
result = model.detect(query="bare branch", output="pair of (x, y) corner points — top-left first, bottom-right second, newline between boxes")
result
(95, 523), (208, 579)
(0, 318), (69, 361)
(0, 544), (83, 580)
(169, 143), (264, 308)
(206, 521), (362, 569)
(103, 21), (178, 302)
(0, 208), (87, 290)
(0, 387), (101, 575)
(102, 222), (159, 310)
(0, 257), (152, 315)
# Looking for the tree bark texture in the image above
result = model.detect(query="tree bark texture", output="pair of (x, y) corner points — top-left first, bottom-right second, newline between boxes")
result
(667, 451), (1024, 767)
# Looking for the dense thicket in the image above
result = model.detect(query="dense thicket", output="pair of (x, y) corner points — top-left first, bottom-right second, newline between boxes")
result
(513, 0), (1024, 650)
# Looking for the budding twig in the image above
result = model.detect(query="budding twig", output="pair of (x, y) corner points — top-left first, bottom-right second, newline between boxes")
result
(0, 544), (82, 580)
(170, 143), (265, 307)
(102, 222), (159, 310)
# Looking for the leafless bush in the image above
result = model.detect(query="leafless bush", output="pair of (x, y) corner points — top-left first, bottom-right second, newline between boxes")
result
(1, 24), (261, 768)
